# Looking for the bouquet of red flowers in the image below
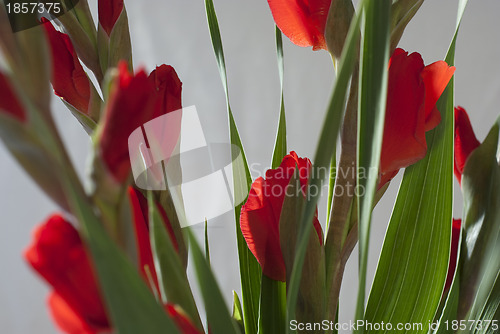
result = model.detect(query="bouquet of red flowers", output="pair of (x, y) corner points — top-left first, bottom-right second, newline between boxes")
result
(0, 0), (498, 333)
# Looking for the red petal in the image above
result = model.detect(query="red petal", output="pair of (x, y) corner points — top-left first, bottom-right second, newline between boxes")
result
(99, 62), (156, 182)
(98, 0), (124, 35)
(381, 49), (426, 174)
(128, 187), (158, 288)
(240, 152), (323, 281)
(0, 71), (26, 122)
(454, 106), (480, 184)
(128, 187), (179, 292)
(42, 19), (90, 113)
(379, 50), (454, 188)
(100, 62), (183, 183)
(24, 215), (109, 331)
(149, 65), (183, 118)
(268, 0), (331, 50)
(145, 65), (183, 167)
(241, 177), (286, 281)
(421, 61), (455, 131)
(48, 292), (102, 334)
(378, 170), (399, 191)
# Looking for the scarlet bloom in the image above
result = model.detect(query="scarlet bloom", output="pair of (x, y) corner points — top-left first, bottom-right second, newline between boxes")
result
(25, 213), (196, 334)
(98, 0), (125, 35)
(267, 0), (331, 50)
(454, 106), (480, 184)
(444, 219), (461, 292)
(24, 214), (110, 334)
(42, 19), (91, 113)
(128, 187), (179, 292)
(379, 48), (456, 187)
(0, 71), (26, 122)
(240, 151), (323, 281)
(99, 61), (182, 182)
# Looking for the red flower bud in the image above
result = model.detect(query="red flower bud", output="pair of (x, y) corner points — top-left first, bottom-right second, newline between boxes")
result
(454, 106), (480, 184)
(42, 19), (91, 114)
(0, 71), (26, 122)
(267, 0), (331, 50)
(48, 292), (111, 334)
(99, 62), (182, 183)
(379, 48), (455, 187)
(240, 151), (323, 281)
(98, 0), (125, 36)
(24, 214), (110, 333)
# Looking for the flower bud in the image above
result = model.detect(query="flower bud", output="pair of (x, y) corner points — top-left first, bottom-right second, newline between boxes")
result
(325, 0), (355, 58)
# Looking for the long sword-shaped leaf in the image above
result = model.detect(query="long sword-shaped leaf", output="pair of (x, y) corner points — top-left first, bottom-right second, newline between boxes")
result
(469, 257), (500, 334)
(204, 1), (261, 333)
(364, 2), (469, 332)
(285, 1), (365, 331)
(259, 276), (287, 334)
(459, 121), (500, 320)
(260, 26), (288, 334)
(188, 229), (241, 334)
(434, 272), (461, 334)
(355, 1), (391, 330)
(148, 192), (202, 330)
(271, 26), (287, 169)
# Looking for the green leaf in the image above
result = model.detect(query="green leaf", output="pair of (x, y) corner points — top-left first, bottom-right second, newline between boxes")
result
(187, 229), (241, 334)
(63, 183), (180, 334)
(233, 291), (245, 333)
(434, 275), (461, 334)
(285, 1), (365, 331)
(468, 265), (500, 334)
(458, 122), (500, 320)
(259, 276), (287, 334)
(204, 1), (261, 333)
(271, 26), (287, 169)
(205, 219), (211, 265)
(364, 2), (469, 332)
(280, 168), (325, 326)
(148, 192), (202, 330)
(326, 154), (337, 227)
(355, 0), (391, 329)
(0, 114), (69, 210)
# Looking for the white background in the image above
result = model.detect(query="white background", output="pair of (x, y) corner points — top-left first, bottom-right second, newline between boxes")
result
(1, 0), (499, 333)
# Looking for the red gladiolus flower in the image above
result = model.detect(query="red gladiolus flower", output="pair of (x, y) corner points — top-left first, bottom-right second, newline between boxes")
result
(24, 214), (110, 334)
(128, 187), (179, 292)
(42, 19), (91, 113)
(98, 0), (125, 35)
(99, 62), (182, 183)
(240, 151), (323, 282)
(267, 0), (331, 50)
(444, 219), (461, 292)
(0, 71), (26, 122)
(25, 213), (196, 333)
(379, 48), (456, 187)
(48, 292), (111, 334)
(454, 106), (480, 184)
